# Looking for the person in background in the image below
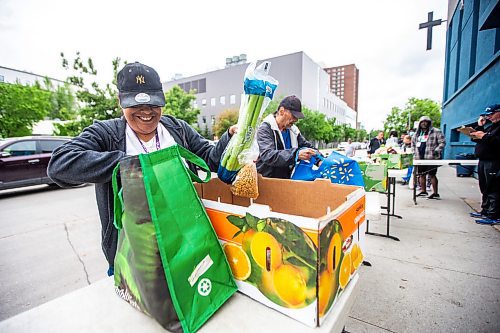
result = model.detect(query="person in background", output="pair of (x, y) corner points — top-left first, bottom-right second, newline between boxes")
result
(48, 62), (237, 275)
(399, 132), (407, 146)
(345, 138), (356, 157)
(400, 135), (413, 185)
(400, 135), (413, 153)
(256, 95), (317, 179)
(411, 116), (445, 199)
(386, 130), (399, 147)
(469, 104), (500, 224)
(368, 131), (385, 156)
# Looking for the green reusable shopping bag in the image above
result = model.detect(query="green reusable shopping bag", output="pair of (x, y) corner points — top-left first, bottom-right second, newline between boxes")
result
(112, 144), (237, 333)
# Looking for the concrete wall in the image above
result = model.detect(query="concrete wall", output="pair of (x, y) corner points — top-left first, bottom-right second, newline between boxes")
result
(162, 51), (357, 133)
(441, 0), (500, 159)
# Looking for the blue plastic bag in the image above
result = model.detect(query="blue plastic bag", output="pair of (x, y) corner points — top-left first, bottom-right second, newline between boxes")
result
(291, 151), (365, 187)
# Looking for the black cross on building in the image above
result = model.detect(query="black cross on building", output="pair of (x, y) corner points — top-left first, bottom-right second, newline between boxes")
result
(419, 12), (444, 50)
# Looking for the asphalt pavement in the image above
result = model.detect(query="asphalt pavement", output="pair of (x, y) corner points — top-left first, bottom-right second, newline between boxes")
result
(0, 166), (498, 332)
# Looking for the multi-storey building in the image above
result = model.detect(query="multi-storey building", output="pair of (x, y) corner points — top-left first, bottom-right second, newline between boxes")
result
(162, 51), (357, 134)
(0, 66), (65, 87)
(323, 64), (359, 121)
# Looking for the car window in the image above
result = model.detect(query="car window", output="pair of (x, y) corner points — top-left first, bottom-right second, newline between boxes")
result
(39, 140), (67, 153)
(3, 141), (37, 156)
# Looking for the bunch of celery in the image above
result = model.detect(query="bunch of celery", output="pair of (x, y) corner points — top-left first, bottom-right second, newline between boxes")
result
(218, 61), (278, 183)
(221, 94), (265, 171)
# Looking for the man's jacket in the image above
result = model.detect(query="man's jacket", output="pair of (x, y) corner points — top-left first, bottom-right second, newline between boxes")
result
(48, 115), (230, 266)
(256, 114), (314, 179)
(473, 121), (500, 161)
(411, 119), (446, 160)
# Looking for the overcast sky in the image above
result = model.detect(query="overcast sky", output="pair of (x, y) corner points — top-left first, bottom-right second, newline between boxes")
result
(0, 0), (448, 130)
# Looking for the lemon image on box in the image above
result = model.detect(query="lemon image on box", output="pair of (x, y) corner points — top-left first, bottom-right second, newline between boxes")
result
(318, 220), (344, 317)
(224, 213), (317, 309)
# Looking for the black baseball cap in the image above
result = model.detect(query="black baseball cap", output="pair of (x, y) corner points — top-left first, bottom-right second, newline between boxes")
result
(117, 62), (166, 108)
(480, 104), (500, 116)
(279, 95), (304, 119)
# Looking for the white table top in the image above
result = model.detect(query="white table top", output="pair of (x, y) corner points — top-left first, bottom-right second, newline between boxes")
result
(413, 159), (478, 166)
(0, 275), (359, 333)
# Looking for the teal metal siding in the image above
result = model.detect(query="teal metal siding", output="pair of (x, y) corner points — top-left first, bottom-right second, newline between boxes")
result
(441, 0), (500, 159)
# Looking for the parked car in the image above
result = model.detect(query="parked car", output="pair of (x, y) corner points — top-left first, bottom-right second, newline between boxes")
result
(0, 136), (71, 190)
(352, 142), (368, 149)
(337, 142), (349, 150)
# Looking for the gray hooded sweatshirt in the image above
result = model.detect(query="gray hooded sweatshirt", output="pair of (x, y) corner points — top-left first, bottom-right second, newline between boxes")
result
(48, 115), (230, 266)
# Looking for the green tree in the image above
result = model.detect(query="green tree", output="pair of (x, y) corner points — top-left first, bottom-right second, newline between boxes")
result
(263, 98), (280, 118)
(213, 108), (238, 138)
(404, 97), (441, 128)
(383, 97), (441, 135)
(42, 78), (77, 120)
(55, 52), (123, 136)
(296, 108), (333, 143)
(200, 124), (210, 139)
(0, 83), (52, 137)
(163, 85), (200, 128)
(383, 106), (407, 135)
(354, 128), (368, 142)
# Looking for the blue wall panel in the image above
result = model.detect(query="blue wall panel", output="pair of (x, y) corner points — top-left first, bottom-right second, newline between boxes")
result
(458, 18), (473, 87)
(441, 1), (499, 160)
(442, 59), (500, 159)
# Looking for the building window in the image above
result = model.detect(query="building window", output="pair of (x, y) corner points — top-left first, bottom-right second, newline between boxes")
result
(211, 115), (216, 125)
(220, 96), (225, 105)
(0, 75), (4, 82)
(210, 98), (216, 106)
(230, 94), (236, 104)
(178, 78), (206, 94)
(202, 116), (207, 123)
(198, 79), (206, 93)
(202, 99), (207, 107)
(193, 100), (198, 108)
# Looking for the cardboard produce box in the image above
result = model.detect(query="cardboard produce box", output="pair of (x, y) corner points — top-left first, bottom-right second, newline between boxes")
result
(359, 162), (388, 192)
(194, 176), (366, 328)
(372, 153), (413, 169)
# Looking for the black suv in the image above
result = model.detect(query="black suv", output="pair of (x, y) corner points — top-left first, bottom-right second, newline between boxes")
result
(0, 136), (71, 190)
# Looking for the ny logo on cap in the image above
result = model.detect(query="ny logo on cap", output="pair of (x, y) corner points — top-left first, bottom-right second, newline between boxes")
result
(136, 75), (145, 84)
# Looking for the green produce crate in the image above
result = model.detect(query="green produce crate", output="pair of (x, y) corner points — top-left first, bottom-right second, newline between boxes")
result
(372, 153), (413, 169)
(359, 162), (388, 193)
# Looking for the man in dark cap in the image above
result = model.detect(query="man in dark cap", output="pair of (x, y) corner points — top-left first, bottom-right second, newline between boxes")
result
(256, 95), (317, 179)
(470, 104), (500, 224)
(48, 62), (236, 274)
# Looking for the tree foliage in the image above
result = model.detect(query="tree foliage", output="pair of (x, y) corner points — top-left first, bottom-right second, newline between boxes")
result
(163, 85), (200, 128)
(55, 52), (123, 136)
(263, 98), (280, 118)
(42, 78), (77, 120)
(213, 108), (238, 138)
(0, 83), (52, 137)
(296, 108), (333, 142)
(383, 97), (441, 135)
(261, 97), (368, 146)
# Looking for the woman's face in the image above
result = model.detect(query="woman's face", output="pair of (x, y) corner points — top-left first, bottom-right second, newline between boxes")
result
(123, 105), (162, 140)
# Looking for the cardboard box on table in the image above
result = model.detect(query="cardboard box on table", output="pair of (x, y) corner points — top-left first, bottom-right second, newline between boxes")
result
(372, 153), (413, 169)
(194, 176), (366, 328)
(358, 162), (388, 192)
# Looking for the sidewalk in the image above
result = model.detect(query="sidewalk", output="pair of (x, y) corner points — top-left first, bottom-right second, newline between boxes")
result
(346, 166), (500, 332)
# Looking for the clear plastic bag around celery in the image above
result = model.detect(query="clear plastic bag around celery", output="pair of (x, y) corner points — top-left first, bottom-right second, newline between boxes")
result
(218, 61), (278, 184)
(230, 141), (259, 199)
